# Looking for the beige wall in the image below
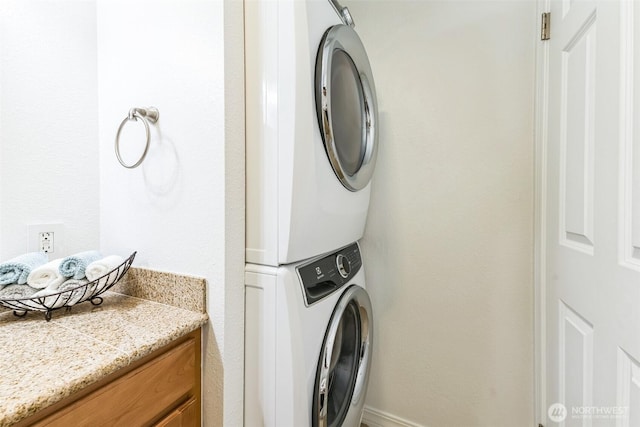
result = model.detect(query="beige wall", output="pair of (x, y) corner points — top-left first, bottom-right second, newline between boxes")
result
(349, 1), (536, 426)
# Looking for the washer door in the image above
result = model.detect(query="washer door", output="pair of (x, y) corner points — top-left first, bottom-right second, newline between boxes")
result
(313, 285), (373, 427)
(316, 25), (379, 192)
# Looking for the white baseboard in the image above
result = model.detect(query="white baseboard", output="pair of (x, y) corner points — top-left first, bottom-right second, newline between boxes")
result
(362, 406), (426, 427)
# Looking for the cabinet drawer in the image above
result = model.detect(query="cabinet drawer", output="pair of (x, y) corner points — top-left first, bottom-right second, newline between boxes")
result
(154, 397), (198, 427)
(33, 337), (197, 427)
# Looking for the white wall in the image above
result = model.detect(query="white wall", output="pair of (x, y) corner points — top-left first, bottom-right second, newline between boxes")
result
(0, 0), (100, 260)
(96, 1), (244, 426)
(0, 1), (243, 423)
(349, 1), (536, 426)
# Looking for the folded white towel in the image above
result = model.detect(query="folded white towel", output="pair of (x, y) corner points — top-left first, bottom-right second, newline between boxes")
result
(31, 287), (68, 309)
(32, 279), (89, 308)
(0, 284), (38, 300)
(59, 279), (89, 305)
(85, 255), (124, 281)
(27, 258), (65, 289)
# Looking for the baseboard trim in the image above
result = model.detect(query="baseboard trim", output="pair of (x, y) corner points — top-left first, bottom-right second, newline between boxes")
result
(362, 406), (425, 427)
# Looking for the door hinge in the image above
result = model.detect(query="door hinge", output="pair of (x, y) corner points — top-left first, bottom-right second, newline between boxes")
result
(541, 12), (550, 40)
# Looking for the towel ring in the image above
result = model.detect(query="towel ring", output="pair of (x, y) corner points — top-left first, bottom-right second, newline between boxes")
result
(115, 107), (159, 169)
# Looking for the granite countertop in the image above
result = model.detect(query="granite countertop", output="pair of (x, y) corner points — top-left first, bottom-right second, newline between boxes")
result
(0, 268), (208, 427)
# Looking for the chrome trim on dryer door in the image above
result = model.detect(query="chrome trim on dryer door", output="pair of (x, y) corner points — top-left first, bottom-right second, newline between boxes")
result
(316, 25), (379, 192)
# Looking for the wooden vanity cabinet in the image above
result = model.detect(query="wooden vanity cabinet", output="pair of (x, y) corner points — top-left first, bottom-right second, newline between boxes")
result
(17, 329), (201, 427)
(155, 397), (198, 427)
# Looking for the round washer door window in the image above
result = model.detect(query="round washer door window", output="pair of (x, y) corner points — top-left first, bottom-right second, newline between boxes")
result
(316, 25), (379, 192)
(313, 285), (373, 427)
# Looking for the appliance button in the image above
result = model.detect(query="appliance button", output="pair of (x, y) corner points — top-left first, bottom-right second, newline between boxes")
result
(336, 254), (351, 279)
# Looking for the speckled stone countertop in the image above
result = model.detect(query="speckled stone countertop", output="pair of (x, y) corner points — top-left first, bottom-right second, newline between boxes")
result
(0, 268), (208, 427)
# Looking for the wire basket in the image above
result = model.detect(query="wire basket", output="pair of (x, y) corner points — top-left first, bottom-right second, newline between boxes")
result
(0, 252), (136, 321)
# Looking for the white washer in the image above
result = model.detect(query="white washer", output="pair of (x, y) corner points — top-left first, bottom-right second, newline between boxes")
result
(245, 243), (373, 427)
(245, 0), (379, 266)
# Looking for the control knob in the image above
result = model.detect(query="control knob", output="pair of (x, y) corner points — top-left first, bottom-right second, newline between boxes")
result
(336, 254), (351, 279)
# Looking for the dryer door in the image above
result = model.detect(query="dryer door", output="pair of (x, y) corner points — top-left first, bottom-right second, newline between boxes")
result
(313, 285), (373, 427)
(316, 25), (378, 192)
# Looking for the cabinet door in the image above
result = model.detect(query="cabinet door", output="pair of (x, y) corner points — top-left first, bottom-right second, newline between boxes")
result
(33, 338), (196, 427)
(154, 397), (198, 427)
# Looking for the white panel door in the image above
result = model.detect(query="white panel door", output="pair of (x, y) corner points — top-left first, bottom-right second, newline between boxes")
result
(543, 0), (640, 426)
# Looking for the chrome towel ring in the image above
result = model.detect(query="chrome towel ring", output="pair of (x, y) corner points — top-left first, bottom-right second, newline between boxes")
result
(115, 107), (159, 169)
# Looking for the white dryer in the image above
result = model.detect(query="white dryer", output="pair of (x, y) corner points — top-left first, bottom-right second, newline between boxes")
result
(245, 242), (373, 427)
(245, 0), (379, 266)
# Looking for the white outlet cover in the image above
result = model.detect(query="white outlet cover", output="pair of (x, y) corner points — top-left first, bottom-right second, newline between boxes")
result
(27, 223), (65, 255)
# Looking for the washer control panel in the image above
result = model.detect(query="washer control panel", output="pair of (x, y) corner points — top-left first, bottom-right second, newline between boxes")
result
(297, 243), (362, 306)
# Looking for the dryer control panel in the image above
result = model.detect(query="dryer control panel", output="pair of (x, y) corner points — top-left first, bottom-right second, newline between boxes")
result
(297, 243), (362, 306)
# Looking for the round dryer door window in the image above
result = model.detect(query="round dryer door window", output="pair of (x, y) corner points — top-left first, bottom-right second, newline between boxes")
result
(313, 285), (373, 427)
(316, 25), (379, 192)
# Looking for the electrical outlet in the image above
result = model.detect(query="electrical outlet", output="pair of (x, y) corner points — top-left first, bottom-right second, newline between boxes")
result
(39, 232), (54, 253)
(27, 223), (64, 254)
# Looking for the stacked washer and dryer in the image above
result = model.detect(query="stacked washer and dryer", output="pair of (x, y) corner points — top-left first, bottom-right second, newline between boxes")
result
(244, 1), (379, 426)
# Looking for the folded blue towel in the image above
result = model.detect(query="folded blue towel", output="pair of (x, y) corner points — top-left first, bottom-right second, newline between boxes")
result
(0, 252), (48, 286)
(59, 250), (102, 279)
